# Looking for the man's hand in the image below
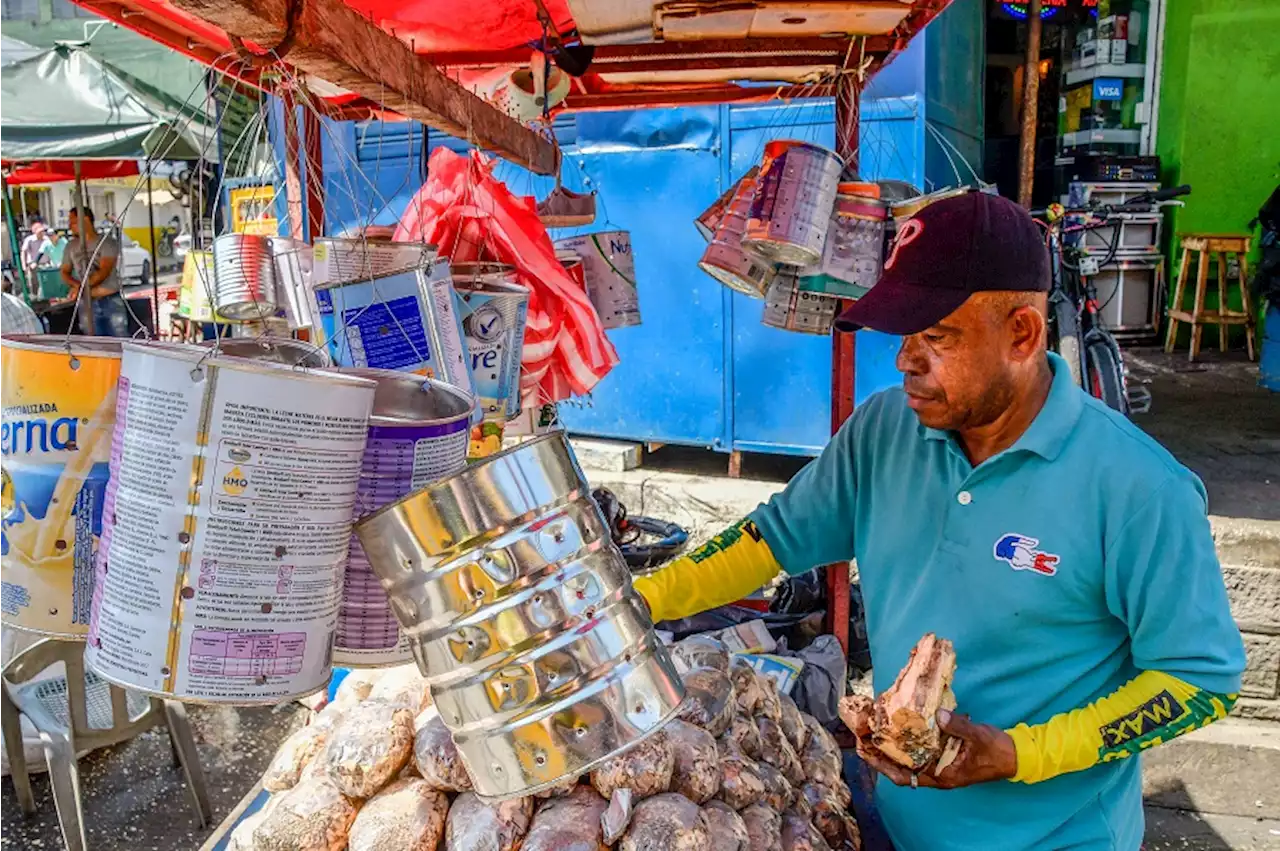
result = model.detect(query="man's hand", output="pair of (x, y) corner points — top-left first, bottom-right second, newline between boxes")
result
(857, 709), (1017, 789)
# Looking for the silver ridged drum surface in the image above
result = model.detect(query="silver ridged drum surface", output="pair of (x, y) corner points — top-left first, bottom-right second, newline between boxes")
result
(198, 337), (331, 368)
(355, 431), (683, 798)
(211, 233), (278, 321)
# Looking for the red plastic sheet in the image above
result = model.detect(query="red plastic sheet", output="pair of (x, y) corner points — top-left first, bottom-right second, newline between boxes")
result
(343, 0), (574, 53)
(395, 147), (619, 405)
(3, 160), (141, 185)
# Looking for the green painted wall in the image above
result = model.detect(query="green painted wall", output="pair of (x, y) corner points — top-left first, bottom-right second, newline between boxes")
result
(1156, 0), (1280, 318)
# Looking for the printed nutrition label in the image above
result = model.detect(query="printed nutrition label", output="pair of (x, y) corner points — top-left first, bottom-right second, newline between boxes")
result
(87, 346), (373, 700)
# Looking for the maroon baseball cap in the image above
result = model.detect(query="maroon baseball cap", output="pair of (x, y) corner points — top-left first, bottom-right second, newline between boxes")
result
(835, 191), (1050, 335)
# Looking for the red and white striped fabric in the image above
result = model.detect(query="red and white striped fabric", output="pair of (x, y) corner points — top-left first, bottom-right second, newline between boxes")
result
(395, 149), (618, 405)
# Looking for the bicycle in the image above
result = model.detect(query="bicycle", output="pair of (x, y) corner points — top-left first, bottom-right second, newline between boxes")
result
(1033, 184), (1190, 416)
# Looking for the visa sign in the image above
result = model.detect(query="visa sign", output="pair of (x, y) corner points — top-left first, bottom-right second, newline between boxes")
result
(1093, 78), (1123, 101)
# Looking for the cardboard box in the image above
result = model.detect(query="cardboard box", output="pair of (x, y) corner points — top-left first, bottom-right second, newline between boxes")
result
(735, 653), (804, 696)
(716, 620), (777, 654)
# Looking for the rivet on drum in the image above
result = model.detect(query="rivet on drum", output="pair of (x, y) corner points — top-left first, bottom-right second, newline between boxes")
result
(54, 539), (67, 550)
(256, 675), (267, 685)
(274, 545), (287, 557)
(178, 531), (191, 544)
(48, 607), (58, 616)
(181, 587), (195, 599)
(161, 666), (171, 676)
(68, 357), (80, 371)
(262, 603), (273, 613)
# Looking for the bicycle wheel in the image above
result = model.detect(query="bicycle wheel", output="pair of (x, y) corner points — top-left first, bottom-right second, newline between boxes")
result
(1085, 338), (1129, 415)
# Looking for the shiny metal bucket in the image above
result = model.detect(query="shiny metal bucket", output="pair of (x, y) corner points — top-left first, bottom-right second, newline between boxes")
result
(270, 237), (315, 330)
(745, 140), (843, 267)
(211, 233), (279, 321)
(198, 337), (331, 368)
(355, 431), (684, 798)
(697, 173), (776, 298)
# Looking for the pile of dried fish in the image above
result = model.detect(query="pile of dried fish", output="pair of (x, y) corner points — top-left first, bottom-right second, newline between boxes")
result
(237, 635), (863, 851)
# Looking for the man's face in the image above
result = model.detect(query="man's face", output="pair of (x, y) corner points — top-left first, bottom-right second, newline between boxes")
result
(895, 293), (1041, 431)
(67, 211), (80, 234)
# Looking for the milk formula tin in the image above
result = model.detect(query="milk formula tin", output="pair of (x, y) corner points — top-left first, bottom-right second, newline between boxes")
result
(553, 231), (641, 329)
(1, 336), (122, 636)
(334, 368), (473, 667)
(452, 263), (529, 422)
(84, 343), (376, 703)
(312, 239), (432, 287)
(313, 259), (475, 401)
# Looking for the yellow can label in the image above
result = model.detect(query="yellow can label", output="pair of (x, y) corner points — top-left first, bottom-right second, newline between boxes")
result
(1, 343), (120, 635)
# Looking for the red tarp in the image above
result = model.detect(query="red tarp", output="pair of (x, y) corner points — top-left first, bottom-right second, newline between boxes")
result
(344, 0), (574, 53)
(3, 159), (141, 185)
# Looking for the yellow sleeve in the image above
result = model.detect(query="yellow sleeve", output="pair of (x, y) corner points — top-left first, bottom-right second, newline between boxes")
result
(632, 519), (783, 624)
(1006, 670), (1237, 784)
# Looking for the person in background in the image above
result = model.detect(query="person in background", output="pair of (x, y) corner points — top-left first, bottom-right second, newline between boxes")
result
(58, 206), (128, 337)
(633, 192), (1245, 851)
(19, 222), (50, 298)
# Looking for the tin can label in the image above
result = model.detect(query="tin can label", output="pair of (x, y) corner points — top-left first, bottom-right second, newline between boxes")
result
(455, 287), (529, 421)
(554, 232), (641, 329)
(2, 345), (120, 636)
(86, 347), (374, 702)
(316, 264), (474, 400)
(337, 419), (469, 666)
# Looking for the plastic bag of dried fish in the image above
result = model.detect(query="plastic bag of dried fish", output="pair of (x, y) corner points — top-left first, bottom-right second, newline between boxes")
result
(253, 777), (358, 851)
(522, 784), (609, 851)
(620, 792), (711, 851)
(445, 792), (534, 851)
(347, 777), (449, 851)
(263, 724), (330, 792)
(413, 706), (473, 792)
(591, 730), (674, 800)
(666, 719), (721, 803)
(323, 701), (415, 798)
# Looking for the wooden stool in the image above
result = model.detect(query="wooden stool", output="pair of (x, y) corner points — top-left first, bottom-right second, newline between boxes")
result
(1165, 233), (1257, 361)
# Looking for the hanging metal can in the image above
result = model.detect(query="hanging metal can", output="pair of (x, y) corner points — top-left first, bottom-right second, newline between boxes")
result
(1, 336), (122, 637)
(697, 172), (776, 298)
(553, 231), (641, 329)
(178, 251), (222, 323)
(744, 140), (843, 267)
(270, 237), (315, 330)
(212, 233), (279, 322)
(199, 337), (331, 368)
(452, 263), (529, 423)
(762, 271), (838, 335)
(355, 431), (684, 798)
(695, 166), (759, 242)
(335, 368), (473, 668)
(797, 183), (887, 300)
(85, 342), (376, 704)
(312, 259), (476, 403)
(312, 238), (433, 287)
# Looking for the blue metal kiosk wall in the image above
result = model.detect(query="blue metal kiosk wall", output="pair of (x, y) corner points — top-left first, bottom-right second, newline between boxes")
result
(272, 9), (983, 456)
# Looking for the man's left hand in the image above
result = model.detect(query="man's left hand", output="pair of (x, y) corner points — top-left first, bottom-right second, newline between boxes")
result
(857, 709), (1017, 789)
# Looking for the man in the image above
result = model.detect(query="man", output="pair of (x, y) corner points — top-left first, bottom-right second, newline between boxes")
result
(19, 222), (50, 298)
(634, 192), (1244, 850)
(59, 206), (129, 337)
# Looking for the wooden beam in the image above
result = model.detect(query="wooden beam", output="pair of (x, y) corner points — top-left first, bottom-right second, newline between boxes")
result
(168, 0), (559, 174)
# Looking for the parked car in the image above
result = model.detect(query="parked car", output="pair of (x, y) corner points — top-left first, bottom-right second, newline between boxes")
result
(117, 233), (152, 284)
(173, 232), (192, 263)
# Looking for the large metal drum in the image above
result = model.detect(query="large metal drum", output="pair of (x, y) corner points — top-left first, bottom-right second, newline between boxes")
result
(697, 173), (776, 298)
(271, 237), (314, 330)
(452, 263), (529, 422)
(553, 231), (641, 329)
(356, 431), (683, 798)
(797, 183), (887, 300)
(1, 336), (122, 636)
(745, 140), (843, 266)
(312, 238), (433, 286)
(335, 368), (473, 668)
(762, 271), (838, 335)
(199, 337), (331, 368)
(212, 233), (278, 321)
(313, 260), (475, 402)
(85, 342), (376, 703)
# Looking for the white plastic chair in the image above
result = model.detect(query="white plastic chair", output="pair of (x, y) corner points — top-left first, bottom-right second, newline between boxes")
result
(1, 637), (212, 850)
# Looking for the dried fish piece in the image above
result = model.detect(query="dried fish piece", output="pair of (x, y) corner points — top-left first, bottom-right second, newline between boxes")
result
(740, 804), (783, 851)
(756, 716), (806, 787)
(324, 701), (415, 798)
(701, 800), (750, 851)
(838, 633), (958, 771)
(780, 808), (831, 851)
(591, 730), (674, 800)
(755, 677), (784, 724)
(799, 714), (845, 793)
(729, 659), (766, 716)
(620, 792), (711, 851)
(679, 668), (736, 737)
(413, 706), (473, 792)
(522, 785), (609, 851)
(333, 670), (383, 709)
(229, 794), (279, 851)
(263, 724), (329, 792)
(667, 719), (721, 803)
(671, 635), (732, 674)
(777, 694), (809, 754)
(445, 791), (534, 851)
(800, 784), (860, 851)
(602, 787), (635, 845)
(367, 664), (432, 713)
(755, 761), (794, 812)
(253, 777), (358, 851)
(348, 777), (448, 851)
(716, 752), (767, 811)
(720, 715), (763, 761)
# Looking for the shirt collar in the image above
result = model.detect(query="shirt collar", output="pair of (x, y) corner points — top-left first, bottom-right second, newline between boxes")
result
(921, 352), (1084, 461)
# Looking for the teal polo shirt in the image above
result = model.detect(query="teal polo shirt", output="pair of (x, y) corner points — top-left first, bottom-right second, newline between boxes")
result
(749, 353), (1244, 851)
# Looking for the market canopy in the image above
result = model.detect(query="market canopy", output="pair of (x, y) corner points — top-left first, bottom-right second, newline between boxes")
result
(0, 44), (215, 163)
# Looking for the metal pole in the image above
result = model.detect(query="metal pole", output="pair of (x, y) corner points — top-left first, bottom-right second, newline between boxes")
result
(74, 161), (96, 336)
(1017, 0), (1044, 207)
(2, 173), (29, 301)
(146, 167), (161, 335)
